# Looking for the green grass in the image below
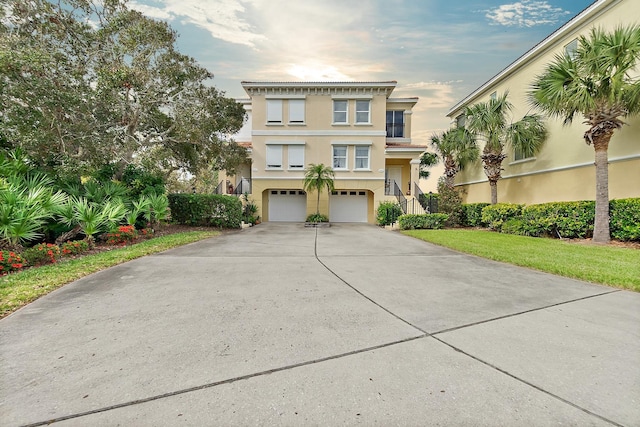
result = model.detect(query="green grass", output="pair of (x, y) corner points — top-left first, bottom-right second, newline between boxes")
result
(0, 231), (219, 318)
(403, 229), (640, 291)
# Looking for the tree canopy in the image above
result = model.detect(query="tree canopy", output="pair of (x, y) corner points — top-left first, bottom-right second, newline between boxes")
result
(0, 0), (246, 180)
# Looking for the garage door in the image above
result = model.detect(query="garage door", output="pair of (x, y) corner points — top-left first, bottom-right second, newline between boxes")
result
(269, 190), (307, 222)
(330, 191), (368, 222)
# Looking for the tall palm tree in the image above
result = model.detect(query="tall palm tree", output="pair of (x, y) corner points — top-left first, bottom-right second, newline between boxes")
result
(529, 25), (640, 243)
(430, 127), (479, 188)
(464, 92), (547, 204)
(303, 163), (335, 216)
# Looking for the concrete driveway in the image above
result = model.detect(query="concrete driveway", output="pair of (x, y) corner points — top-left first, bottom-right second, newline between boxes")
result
(1, 223), (639, 426)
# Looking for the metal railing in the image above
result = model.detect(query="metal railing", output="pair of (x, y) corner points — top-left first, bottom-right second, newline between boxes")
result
(233, 177), (251, 196)
(393, 181), (408, 213)
(214, 181), (224, 195)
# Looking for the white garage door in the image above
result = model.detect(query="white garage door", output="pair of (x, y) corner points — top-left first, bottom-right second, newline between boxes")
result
(269, 190), (307, 222)
(330, 191), (368, 223)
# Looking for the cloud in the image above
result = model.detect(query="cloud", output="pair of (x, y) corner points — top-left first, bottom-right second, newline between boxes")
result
(394, 80), (463, 110)
(485, 1), (571, 27)
(129, 0), (265, 47)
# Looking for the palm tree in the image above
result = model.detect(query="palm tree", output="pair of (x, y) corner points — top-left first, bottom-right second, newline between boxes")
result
(529, 25), (640, 243)
(464, 92), (547, 204)
(430, 127), (479, 188)
(302, 163), (335, 217)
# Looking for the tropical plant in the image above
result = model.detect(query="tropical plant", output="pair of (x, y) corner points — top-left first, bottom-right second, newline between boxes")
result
(428, 127), (479, 187)
(56, 197), (126, 246)
(0, 173), (66, 250)
(145, 193), (170, 227)
(303, 163), (335, 217)
(529, 25), (640, 243)
(464, 92), (547, 204)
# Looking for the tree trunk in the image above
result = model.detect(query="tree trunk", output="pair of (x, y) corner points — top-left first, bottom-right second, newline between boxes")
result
(316, 190), (320, 216)
(592, 145), (611, 243)
(481, 152), (506, 205)
(55, 225), (83, 245)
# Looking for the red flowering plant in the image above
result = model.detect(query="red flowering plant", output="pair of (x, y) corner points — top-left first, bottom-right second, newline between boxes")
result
(22, 243), (61, 266)
(105, 225), (138, 245)
(61, 240), (89, 256)
(0, 250), (27, 275)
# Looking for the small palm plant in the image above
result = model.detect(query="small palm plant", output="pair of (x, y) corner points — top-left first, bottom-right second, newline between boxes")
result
(429, 127), (479, 188)
(302, 163), (335, 221)
(56, 197), (126, 247)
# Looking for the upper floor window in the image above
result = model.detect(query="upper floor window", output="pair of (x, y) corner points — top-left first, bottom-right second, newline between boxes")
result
(266, 144), (282, 169)
(288, 99), (305, 124)
(564, 38), (578, 59)
(355, 100), (371, 124)
(288, 145), (305, 170)
(332, 146), (347, 169)
(456, 114), (466, 128)
(333, 100), (348, 124)
(386, 110), (404, 138)
(514, 147), (534, 162)
(354, 146), (370, 170)
(267, 100), (283, 124)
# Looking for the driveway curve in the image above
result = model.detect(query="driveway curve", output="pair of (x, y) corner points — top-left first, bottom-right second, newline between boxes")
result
(1, 223), (638, 426)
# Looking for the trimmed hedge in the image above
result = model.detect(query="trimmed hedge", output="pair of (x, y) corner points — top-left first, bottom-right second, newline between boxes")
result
(462, 203), (490, 227)
(481, 203), (523, 231)
(168, 194), (242, 228)
(376, 201), (403, 226)
(610, 198), (640, 241)
(480, 198), (639, 241)
(398, 213), (449, 230)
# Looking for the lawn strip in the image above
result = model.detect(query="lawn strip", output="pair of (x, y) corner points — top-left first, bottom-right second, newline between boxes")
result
(403, 229), (639, 291)
(0, 231), (219, 318)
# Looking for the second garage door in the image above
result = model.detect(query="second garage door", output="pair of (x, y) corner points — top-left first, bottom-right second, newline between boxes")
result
(330, 191), (368, 223)
(269, 190), (307, 222)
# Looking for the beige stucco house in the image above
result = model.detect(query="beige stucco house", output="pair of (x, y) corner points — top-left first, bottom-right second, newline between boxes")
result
(220, 81), (427, 222)
(448, 0), (640, 205)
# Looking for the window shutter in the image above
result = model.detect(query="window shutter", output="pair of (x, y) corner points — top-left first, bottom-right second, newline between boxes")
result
(288, 145), (304, 169)
(289, 99), (305, 123)
(267, 100), (283, 123)
(266, 145), (282, 168)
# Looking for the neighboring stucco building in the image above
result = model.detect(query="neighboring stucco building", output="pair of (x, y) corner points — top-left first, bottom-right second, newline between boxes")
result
(448, 0), (640, 205)
(220, 81), (427, 223)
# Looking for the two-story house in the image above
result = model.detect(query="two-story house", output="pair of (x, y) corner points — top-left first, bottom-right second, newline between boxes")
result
(222, 81), (427, 223)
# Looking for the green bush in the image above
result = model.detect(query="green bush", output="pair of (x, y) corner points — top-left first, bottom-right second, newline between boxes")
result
(22, 243), (61, 266)
(168, 194), (242, 228)
(398, 213), (449, 230)
(376, 201), (403, 225)
(61, 240), (89, 256)
(0, 250), (26, 275)
(520, 201), (595, 238)
(610, 198), (640, 241)
(306, 213), (329, 223)
(436, 178), (463, 226)
(481, 203), (523, 231)
(462, 203), (490, 227)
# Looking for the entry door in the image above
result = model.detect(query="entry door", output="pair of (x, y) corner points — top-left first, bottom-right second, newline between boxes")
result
(385, 167), (402, 194)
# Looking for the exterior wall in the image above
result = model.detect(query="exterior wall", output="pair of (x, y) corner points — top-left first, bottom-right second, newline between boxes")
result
(449, 0), (640, 205)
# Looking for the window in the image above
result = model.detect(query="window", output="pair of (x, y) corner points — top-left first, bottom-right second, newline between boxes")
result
(333, 100), (348, 124)
(514, 147), (534, 161)
(266, 145), (282, 169)
(490, 91), (497, 100)
(267, 100), (283, 124)
(288, 99), (305, 124)
(288, 145), (304, 169)
(564, 38), (578, 59)
(355, 100), (370, 124)
(332, 146), (347, 169)
(456, 114), (466, 128)
(354, 146), (370, 169)
(386, 111), (404, 137)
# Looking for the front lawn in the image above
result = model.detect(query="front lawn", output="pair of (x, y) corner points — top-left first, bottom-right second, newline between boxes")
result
(0, 230), (219, 318)
(403, 229), (640, 291)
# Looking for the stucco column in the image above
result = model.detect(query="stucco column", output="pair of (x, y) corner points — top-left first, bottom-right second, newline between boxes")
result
(410, 159), (421, 196)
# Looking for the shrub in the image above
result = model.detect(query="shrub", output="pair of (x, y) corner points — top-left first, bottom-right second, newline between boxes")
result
(462, 203), (491, 227)
(306, 213), (329, 223)
(481, 203), (523, 231)
(398, 213), (449, 230)
(105, 225), (138, 245)
(520, 201), (595, 238)
(610, 198), (640, 242)
(376, 201), (403, 225)
(436, 178), (463, 226)
(61, 240), (89, 256)
(22, 243), (61, 266)
(168, 194), (242, 228)
(0, 250), (26, 275)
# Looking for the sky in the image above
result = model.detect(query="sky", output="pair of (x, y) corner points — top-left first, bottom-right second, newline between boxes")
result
(129, 0), (595, 144)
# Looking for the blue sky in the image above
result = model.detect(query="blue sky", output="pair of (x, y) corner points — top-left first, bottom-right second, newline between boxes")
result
(130, 0), (595, 142)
